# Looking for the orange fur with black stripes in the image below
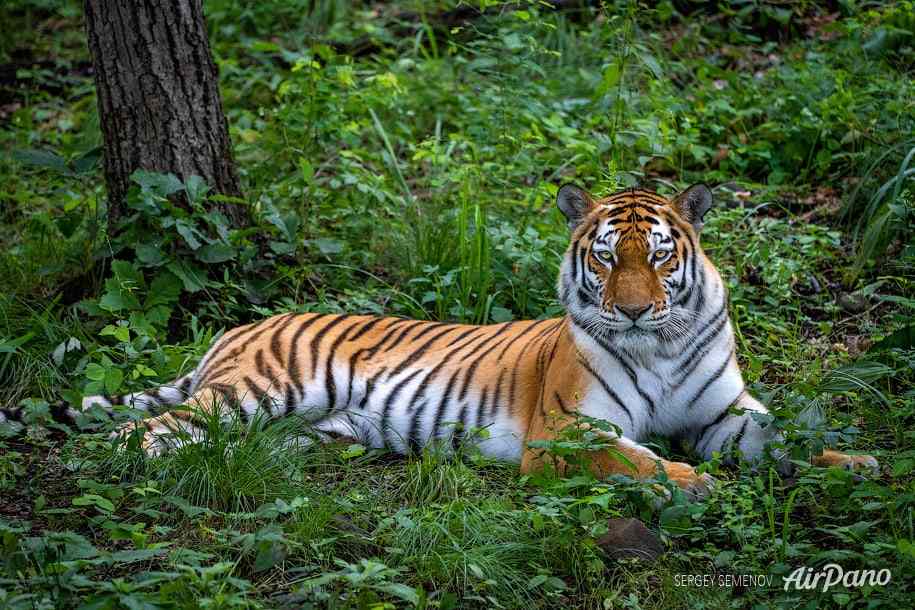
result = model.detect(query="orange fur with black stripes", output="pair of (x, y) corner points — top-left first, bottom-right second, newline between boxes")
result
(1, 184), (877, 496)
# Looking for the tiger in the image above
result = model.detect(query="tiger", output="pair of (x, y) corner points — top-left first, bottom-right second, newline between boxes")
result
(1, 184), (879, 497)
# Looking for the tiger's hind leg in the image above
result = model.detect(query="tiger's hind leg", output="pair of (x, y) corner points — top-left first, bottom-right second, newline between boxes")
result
(113, 385), (240, 456)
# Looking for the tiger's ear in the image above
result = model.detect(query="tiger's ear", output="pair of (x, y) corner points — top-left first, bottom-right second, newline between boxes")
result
(557, 184), (595, 230)
(672, 183), (713, 232)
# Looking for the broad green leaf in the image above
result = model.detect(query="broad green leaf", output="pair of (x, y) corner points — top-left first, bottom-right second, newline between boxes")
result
(73, 493), (115, 513)
(185, 174), (209, 204)
(131, 170), (184, 197)
(196, 242), (236, 263)
(105, 367), (124, 394)
(136, 243), (166, 266)
(12, 148), (67, 172)
(85, 363), (107, 381)
(167, 261), (208, 292)
(313, 238), (344, 255)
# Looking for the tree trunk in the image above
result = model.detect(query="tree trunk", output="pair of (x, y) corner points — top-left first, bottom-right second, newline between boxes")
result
(84, 0), (246, 227)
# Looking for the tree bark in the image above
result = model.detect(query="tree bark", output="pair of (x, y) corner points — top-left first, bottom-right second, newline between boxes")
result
(84, 0), (246, 227)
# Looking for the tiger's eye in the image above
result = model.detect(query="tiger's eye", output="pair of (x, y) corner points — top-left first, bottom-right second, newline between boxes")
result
(653, 250), (670, 263)
(596, 251), (613, 263)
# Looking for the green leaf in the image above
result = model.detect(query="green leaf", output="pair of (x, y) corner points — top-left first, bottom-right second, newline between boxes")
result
(660, 504), (691, 533)
(100, 324), (131, 343)
(12, 148), (68, 173)
(184, 174), (209, 204)
(146, 271), (183, 307)
(105, 367), (124, 394)
(0, 331), (33, 354)
(167, 261), (208, 292)
(99, 290), (141, 312)
(871, 325), (915, 352)
(72, 146), (102, 174)
(253, 542), (286, 572)
(85, 363), (107, 381)
(892, 458), (915, 477)
(131, 170), (184, 197)
(196, 242), (236, 263)
(818, 361), (894, 394)
(490, 306), (513, 323)
(108, 548), (165, 563)
(175, 219), (203, 250)
(73, 493), (115, 513)
(377, 583), (420, 604)
(341, 444), (366, 460)
(136, 243), (167, 266)
(313, 238), (344, 255)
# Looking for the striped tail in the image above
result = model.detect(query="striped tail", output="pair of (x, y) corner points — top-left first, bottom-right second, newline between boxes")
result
(0, 374), (194, 430)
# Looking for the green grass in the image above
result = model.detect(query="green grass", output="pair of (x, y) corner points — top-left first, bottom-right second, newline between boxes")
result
(1, 0), (914, 608)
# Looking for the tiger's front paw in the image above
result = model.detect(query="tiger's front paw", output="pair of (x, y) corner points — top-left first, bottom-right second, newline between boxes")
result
(663, 461), (716, 500)
(813, 450), (880, 476)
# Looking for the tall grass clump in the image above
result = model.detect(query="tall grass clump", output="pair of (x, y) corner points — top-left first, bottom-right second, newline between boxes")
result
(104, 406), (320, 512)
(845, 143), (915, 278)
(380, 499), (546, 606)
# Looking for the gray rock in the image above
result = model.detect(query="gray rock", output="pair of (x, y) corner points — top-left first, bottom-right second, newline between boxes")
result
(596, 518), (664, 561)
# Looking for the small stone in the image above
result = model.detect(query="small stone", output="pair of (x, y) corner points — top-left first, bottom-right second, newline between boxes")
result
(596, 518), (664, 561)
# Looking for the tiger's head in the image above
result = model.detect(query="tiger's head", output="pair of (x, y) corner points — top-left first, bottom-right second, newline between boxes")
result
(556, 183), (715, 351)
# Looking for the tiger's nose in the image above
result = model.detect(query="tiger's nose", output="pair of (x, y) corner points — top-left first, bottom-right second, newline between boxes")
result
(615, 304), (652, 321)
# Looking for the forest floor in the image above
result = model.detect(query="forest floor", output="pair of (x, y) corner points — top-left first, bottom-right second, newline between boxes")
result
(1, 1), (914, 609)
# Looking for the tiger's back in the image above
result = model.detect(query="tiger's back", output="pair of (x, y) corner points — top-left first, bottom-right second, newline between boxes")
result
(110, 313), (569, 459)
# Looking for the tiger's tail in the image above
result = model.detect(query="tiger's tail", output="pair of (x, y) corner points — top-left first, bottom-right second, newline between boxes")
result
(0, 373), (195, 430)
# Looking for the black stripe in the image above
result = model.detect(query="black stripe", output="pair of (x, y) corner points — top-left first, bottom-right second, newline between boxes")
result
(344, 318), (404, 405)
(243, 376), (269, 408)
(686, 354), (733, 410)
(285, 314), (330, 399)
(458, 323), (513, 363)
(380, 368), (424, 449)
(346, 316), (386, 342)
(284, 383), (297, 415)
(729, 419), (749, 456)
(674, 307), (729, 385)
(508, 321), (562, 408)
(496, 320), (547, 361)
(578, 357), (633, 427)
(309, 315), (351, 378)
(402, 327), (486, 416)
(407, 400), (428, 455)
(696, 406), (733, 453)
(380, 320), (427, 353)
(324, 319), (364, 411)
(570, 240), (580, 279)
(357, 366), (388, 410)
(457, 334), (512, 401)
(204, 315), (289, 382)
(452, 402), (469, 450)
(490, 368), (505, 419)
(254, 349), (280, 392)
(475, 386), (489, 435)
(387, 326), (459, 380)
(169, 410), (211, 432)
(407, 322), (450, 344)
(553, 391), (572, 415)
(267, 313), (298, 368)
(209, 383), (243, 424)
(430, 367), (463, 442)
(534, 326), (563, 416)
(570, 317), (656, 417)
